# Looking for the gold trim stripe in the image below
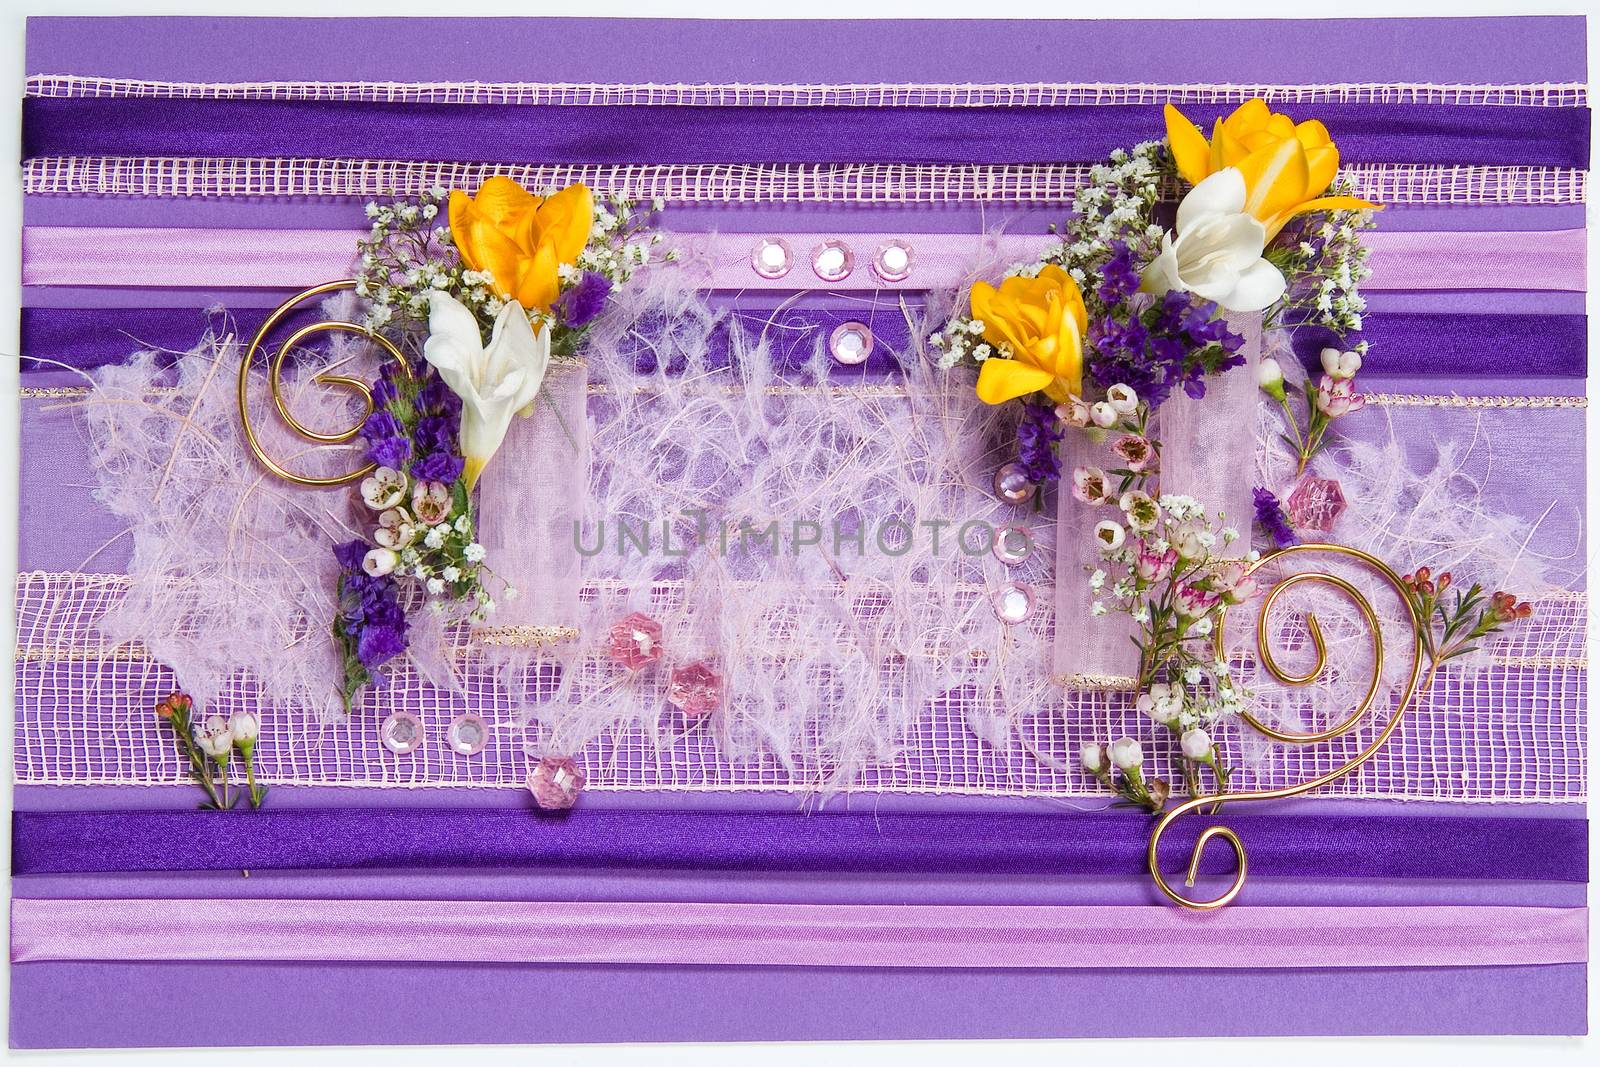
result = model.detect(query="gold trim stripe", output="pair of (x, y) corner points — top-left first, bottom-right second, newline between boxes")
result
(1365, 393), (1587, 409)
(469, 625), (581, 648)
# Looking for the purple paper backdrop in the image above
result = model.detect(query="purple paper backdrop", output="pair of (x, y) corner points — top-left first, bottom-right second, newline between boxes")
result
(12, 13), (1592, 1048)
(24, 17), (1587, 84)
(9, 959), (1586, 1046)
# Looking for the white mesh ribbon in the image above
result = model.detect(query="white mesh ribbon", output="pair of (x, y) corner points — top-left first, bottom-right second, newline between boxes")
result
(1158, 312), (1263, 534)
(472, 360), (589, 647)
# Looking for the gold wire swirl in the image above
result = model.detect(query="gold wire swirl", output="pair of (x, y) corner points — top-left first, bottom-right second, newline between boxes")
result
(236, 280), (413, 487)
(1146, 542), (1424, 910)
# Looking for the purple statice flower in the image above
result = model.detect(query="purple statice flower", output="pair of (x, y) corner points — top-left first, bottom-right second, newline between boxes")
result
(333, 538), (368, 572)
(411, 450), (466, 484)
(413, 414), (455, 455)
(361, 408), (411, 469)
(370, 360), (404, 409)
(1015, 399), (1064, 484)
(333, 540), (410, 682)
(365, 433), (412, 471)
(415, 370), (462, 418)
(1088, 291), (1246, 410)
(356, 618), (409, 670)
(1252, 487), (1299, 549)
(1096, 241), (1143, 306)
(555, 270), (613, 329)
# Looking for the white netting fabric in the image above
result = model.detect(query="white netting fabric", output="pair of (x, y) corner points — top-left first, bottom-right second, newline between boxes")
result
(11, 270), (1589, 800)
(21, 158), (1588, 206)
(11, 571), (1585, 799)
(24, 76), (1588, 107)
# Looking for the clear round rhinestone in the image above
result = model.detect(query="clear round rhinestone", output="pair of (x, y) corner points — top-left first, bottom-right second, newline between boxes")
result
(829, 321), (874, 366)
(380, 711), (424, 754)
(811, 239), (854, 282)
(992, 524), (1034, 565)
(445, 712), (489, 756)
(992, 463), (1037, 505)
(750, 237), (792, 280)
(990, 582), (1034, 625)
(872, 240), (914, 282)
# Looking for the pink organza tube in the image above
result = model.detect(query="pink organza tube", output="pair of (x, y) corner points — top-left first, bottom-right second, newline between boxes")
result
(1053, 430), (1140, 690)
(472, 359), (589, 645)
(1158, 312), (1263, 536)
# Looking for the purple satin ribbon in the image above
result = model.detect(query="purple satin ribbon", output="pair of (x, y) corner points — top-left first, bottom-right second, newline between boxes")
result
(10, 809), (1589, 880)
(9, 898), (1587, 969)
(21, 226), (1589, 293)
(20, 305), (1588, 377)
(21, 98), (1590, 167)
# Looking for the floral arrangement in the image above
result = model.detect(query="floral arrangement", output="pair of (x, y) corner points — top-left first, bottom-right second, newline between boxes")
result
(936, 99), (1538, 815)
(933, 99), (1384, 810)
(331, 178), (664, 709)
(153, 692), (266, 809)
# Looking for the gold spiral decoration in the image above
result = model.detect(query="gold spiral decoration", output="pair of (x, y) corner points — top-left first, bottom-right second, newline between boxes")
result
(237, 280), (413, 487)
(1146, 542), (1424, 909)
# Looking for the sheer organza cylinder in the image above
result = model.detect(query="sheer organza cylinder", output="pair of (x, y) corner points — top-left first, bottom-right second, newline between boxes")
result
(1053, 431), (1139, 690)
(1158, 312), (1262, 534)
(473, 360), (589, 644)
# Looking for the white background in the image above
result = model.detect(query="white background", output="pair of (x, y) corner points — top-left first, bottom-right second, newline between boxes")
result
(0, 0), (1594, 1063)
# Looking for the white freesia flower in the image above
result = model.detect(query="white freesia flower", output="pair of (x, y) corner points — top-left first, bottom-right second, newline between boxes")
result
(1142, 168), (1286, 314)
(423, 292), (552, 490)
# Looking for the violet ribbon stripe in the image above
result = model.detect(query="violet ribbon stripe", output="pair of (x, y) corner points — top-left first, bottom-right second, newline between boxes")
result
(19, 305), (1589, 378)
(8, 898), (1587, 969)
(10, 810), (1589, 880)
(20, 227), (1590, 294)
(20, 98), (1591, 168)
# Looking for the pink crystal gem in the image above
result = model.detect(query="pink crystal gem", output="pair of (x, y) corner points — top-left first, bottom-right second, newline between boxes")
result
(1286, 476), (1347, 533)
(667, 660), (723, 717)
(607, 612), (664, 670)
(527, 756), (586, 810)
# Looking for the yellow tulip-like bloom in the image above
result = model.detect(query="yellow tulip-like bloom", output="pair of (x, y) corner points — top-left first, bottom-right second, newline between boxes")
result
(449, 178), (595, 313)
(971, 265), (1088, 405)
(1164, 99), (1379, 239)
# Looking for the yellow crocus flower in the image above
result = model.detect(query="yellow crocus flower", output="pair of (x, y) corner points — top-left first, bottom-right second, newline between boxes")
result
(972, 265), (1087, 405)
(449, 178), (594, 313)
(1164, 99), (1379, 239)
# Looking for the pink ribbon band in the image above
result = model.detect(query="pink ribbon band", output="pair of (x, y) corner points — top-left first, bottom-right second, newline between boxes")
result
(10, 899), (1587, 969)
(21, 226), (1587, 293)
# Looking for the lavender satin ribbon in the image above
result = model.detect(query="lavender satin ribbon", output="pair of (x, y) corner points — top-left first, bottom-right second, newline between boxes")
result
(21, 227), (1589, 293)
(21, 98), (1590, 168)
(10, 809), (1588, 880)
(20, 304), (1588, 377)
(8, 898), (1586, 969)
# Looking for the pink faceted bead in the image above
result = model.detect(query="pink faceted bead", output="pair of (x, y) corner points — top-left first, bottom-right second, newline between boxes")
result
(1286, 476), (1347, 533)
(667, 660), (723, 717)
(607, 612), (664, 670)
(527, 756), (586, 810)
